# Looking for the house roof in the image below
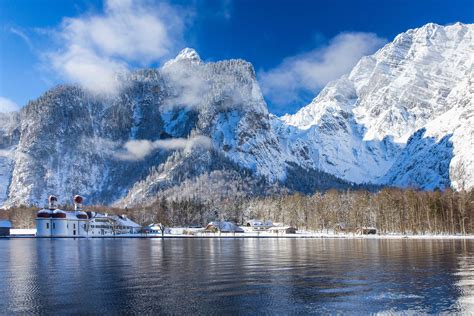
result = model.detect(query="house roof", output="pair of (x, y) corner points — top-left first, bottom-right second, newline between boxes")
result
(269, 226), (296, 231)
(207, 221), (244, 232)
(0, 220), (12, 228)
(247, 219), (273, 227)
(114, 215), (141, 228)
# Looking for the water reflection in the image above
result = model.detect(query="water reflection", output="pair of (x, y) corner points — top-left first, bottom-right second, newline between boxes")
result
(0, 238), (473, 314)
(455, 240), (474, 312)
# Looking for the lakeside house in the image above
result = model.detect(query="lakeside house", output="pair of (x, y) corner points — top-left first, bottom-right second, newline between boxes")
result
(145, 223), (171, 235)
(204, 221), (244, 233)
(0, 219), (12, 236)
(268, 226), (297, 234)
(245, 219), (273, 230)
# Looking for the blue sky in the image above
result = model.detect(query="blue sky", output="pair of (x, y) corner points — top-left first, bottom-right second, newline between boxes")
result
(1, 0), (473, 115)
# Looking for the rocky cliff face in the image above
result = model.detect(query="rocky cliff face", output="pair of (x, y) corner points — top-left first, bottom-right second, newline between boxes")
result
(5, 48), (347, 207)
(1, 23), (473, 207)
(277, 22), (473, 189)
(0, 112), (20, 205)
(381, 75), (473, 190)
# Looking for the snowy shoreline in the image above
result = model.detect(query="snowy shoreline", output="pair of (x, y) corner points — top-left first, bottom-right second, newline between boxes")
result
(4, 229), (474, 240)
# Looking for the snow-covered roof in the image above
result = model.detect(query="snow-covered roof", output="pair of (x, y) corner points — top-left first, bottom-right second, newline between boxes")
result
(38, 209), (53, 213)
(0, 220), (12, 228)
(247, 219), (273, 227)
(148, 223), (164, 231)
(269, 226), (296, 231)
(114, 215), (141, 228)
(207, 221), (244, 232)
(87, 212), (140, 228)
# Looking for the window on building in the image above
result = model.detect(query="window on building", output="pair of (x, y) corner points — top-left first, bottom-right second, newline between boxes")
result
(53, 223), (56, 229)
(46, 223), (49, 229)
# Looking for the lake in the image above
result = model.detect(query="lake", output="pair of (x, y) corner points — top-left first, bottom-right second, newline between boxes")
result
(0, 238), (473, 314)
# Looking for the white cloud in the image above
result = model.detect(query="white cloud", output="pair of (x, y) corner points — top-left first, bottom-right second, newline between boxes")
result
(49, 0), (185, 95)
(0, 97), (20, 113)
(161, 60), (209, 109)
(9, 27), (34, 50)
(161, 56), (253, 111)
(115, 135), (212, 160)
(259, 32), (387, 107)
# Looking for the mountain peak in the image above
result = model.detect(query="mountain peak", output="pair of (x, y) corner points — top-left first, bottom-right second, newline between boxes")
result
(276, 21), (473, 189)
(404, 21), (473, 40)
(175, 48), (201, 63)
(163, 48), (201, 69)
(174, 47), (201, 63)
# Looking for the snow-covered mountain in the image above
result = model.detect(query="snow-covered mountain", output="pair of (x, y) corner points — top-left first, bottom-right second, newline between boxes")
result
(0, 112), (20, 205)
(381, 74), (473, 190)
(277, 22), (473, 190)
(4, 48), (347, 207)
(1, 22), (472, 207)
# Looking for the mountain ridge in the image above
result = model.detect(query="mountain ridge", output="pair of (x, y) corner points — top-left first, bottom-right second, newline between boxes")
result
(1, 22), (472, 207)
(278, 22), (473, 189)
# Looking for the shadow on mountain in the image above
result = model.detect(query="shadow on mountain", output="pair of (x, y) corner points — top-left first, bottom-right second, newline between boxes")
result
(284, 162), (380, 193)
(381, 128), (454, 190)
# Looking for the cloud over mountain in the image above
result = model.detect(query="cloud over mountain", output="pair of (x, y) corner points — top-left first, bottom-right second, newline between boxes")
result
(48, 0), (185, 95)
(115, 136), (212, 161)
(259, 32), (386, 110)
(0, 97), (20, 113)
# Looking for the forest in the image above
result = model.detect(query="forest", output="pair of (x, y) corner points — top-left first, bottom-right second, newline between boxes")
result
(3, 187), (473, 235)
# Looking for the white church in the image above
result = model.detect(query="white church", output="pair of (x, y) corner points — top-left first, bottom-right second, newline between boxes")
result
(36, 195), (141, 237)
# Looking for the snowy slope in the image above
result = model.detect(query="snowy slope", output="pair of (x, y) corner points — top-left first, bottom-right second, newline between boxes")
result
(5, 49), (327, 207)
(382, 76), (474, 190)
(275, 77), (400, 184)
(278, 22), (473, 189)
(119, 50), (350, 206)
(160, 49), (288, 181)
(0, 112), (19, 204)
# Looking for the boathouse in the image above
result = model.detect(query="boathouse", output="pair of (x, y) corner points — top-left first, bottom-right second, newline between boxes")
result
(357, 227), (377, 235)
(0, 219), (12, 236)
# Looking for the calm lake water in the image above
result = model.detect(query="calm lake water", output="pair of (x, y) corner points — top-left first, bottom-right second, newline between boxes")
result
(0, 238), (473, 314)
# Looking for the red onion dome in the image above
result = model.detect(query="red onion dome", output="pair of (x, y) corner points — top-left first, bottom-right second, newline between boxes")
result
(52, 210), (66, 219)
(37, 209), (52, 218)
(74, 195), (83, 204)
(76, 211), (88, 219)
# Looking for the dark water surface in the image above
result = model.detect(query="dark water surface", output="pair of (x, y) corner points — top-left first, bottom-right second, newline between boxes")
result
(0, 238), (473, 314)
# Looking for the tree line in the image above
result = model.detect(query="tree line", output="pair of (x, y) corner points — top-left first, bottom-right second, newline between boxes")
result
(119, 188), (474, 235)
(2, 188), (473, 235)
(245, 188), (473, 235)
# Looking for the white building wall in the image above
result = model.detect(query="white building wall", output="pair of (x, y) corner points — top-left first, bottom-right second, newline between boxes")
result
(51, 219), (68, 237)
(68, 220), (78, 236)
(36, 218), (52, 237)
(78, 220), (88, 236)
